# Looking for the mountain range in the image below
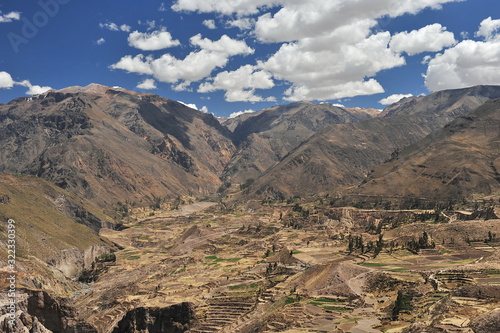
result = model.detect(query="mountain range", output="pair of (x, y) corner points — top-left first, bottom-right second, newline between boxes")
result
(239, 85), (500, 203)
(0, 84), (499, 208)
(0, 84), (235, 210)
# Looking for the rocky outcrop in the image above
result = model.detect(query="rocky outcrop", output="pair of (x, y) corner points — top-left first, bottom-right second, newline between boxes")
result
(0, 289), (97, 333)
(46, 245), (111, 278)
(111, 303), (197, 333)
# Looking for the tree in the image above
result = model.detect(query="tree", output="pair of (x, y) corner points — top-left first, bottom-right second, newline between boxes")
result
(374, 234), (384, 257)
(392, 290), (411, 320)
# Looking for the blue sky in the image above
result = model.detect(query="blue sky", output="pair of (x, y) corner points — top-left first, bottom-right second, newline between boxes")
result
(0, 0), (499, 117)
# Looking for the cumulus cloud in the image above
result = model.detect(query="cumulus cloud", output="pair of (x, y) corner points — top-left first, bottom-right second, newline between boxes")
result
(424, 38), (500, 91)
(260, 30), (405, 101)
(390, 23), (456, 55)
(0, 71), (15, 88)
(0, 71), (51, 95)
(110, 54), (155, 75)
(253, 0), (461, 43)
(24, 84), (52, 95)
(17, 80), (52, 95)
(203, 19), (216, 29)
(128, 28), (180, 51)
(96, 38), (106, 45)
(0, 11), (21, 23)
(227, 18), (255, 30)
(171, 0), (278, 15)
(424, 17), (500, 91)
(190, 34), (254, 55)
(199, 65), (275, 102)
(151, 51), (231, 85)
(378, 93), (413, 105)
(112, 35), (253, 90)
(476, 17), (500, 41)
(100, 22), (131, 32)
(229, 109), (256, 118)
(178, 101), (208, 113)
(137, 78), (157, 90)
(244, 0), (461, 100)
(116, 0), (466, 103)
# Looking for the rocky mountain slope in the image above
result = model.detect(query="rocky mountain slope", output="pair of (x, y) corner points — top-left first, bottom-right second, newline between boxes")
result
(352, 98), (500, 202)
(221, 102), (378, 184)
(380, 85), (500, 121)
(239, 85), (500, 201)
(0, 84), (235, 209)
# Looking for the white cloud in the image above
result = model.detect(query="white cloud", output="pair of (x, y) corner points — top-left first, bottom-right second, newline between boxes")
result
(227, 18), (255, 30)
(390, 23), (456, 55)
(24, 84), (52, 95)
(113, 51), (230, 86)
(0, 11), (21, 23)
(110, 54), (155, 75)
(171, 0), (278, 15)
(190, 34), (254, 55)
(115, 0), (466, 103)
(254, 0), (461, 43)
(100, 22), (131, 32)
(225, 89), (276, 103)
(120, 24), (131, 32)
(203, 20), (216, 29)
(178, 101), (208, 113)
(248, 0), (461, 101)
(229, 109), (256, 118)
(151, 50), (230, 84)
(96, 38), (106, 45)
(159, 3), (167, 12)
(422, 55), (432, 64)
(172, 81), (192, 92)
(476, 17), (500, 41)
(260, 30), (405, 101)
(128, 28), (180, 51)
(0, 71), (15, 88)
(137, 78), (157, 90)
(424, 38), (500, 91)
(378, 93), (413, 105)
(0, 72), (51, 95)
(112, 35), (253, 90)
(18, 80), (52, 95)
(199, 65), (275, 102)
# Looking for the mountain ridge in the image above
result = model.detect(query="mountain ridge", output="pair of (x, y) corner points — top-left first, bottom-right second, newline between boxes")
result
(0, 85), (235, 210)
(236, 85), (500, 202)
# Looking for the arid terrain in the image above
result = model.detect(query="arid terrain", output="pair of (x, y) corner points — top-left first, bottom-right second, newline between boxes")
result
(0, 84), (499, 332)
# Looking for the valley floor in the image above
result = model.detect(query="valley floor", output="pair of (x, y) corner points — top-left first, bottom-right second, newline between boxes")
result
(68, 200), (500, 333)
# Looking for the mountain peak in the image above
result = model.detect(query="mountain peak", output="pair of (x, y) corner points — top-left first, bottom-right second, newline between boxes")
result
(56, 83), (126, 95)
